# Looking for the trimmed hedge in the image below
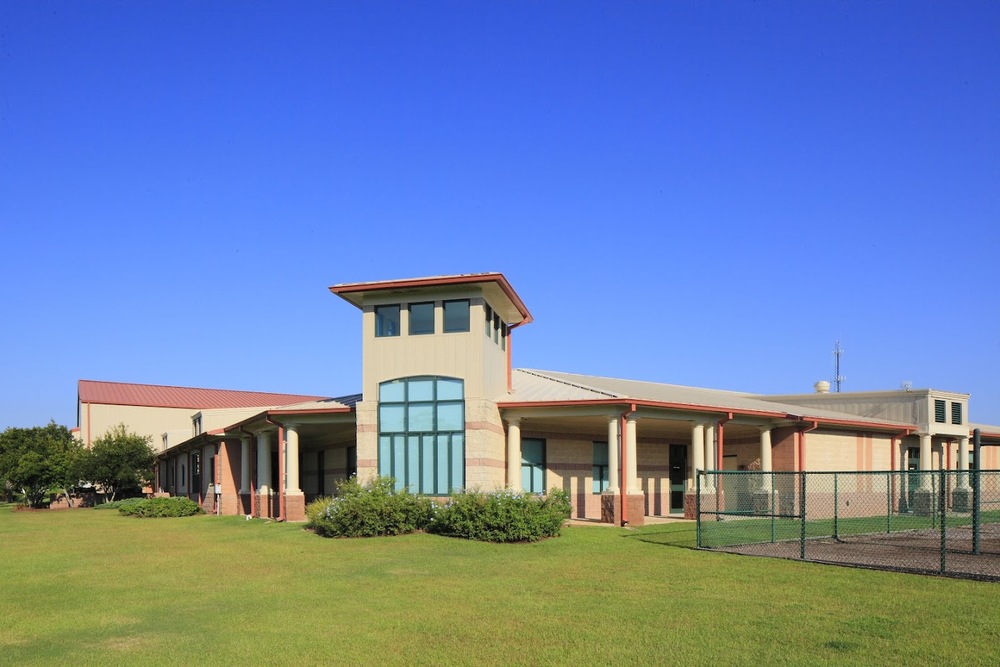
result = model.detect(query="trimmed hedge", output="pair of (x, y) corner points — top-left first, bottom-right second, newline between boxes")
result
(305, 477), (572, 543)
(117, 497), (203, 518)
(429, 488), (572, 543)
(94, 498), (145, 511)
(306, 477), (433, 537)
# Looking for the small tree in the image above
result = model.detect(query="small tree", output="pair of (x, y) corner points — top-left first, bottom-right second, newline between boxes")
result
(0, 421), (80, 508)
(79, 424), (155, 502)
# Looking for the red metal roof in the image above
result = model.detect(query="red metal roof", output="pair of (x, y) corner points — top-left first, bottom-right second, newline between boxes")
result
(78, 380), (331, 410)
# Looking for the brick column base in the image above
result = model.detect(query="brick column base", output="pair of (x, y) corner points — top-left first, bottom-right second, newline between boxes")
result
(684, 493), (697, 520)
(600, 492), (646, 526)
(218, 494), (241, 516)
(255, 493), (275, 519)
(284, 493), (306, 522)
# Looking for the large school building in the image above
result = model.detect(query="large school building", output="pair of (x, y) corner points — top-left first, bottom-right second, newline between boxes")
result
(77, 273), (1000, 523)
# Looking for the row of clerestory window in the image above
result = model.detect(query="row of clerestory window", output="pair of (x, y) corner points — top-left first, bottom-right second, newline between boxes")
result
(374, 299), (471, 337)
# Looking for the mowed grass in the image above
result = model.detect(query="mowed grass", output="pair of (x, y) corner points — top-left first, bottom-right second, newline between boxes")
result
(1, 506), (999, 666)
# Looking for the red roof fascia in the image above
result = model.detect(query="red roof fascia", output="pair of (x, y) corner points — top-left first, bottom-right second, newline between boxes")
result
(329, 273), (533, 324)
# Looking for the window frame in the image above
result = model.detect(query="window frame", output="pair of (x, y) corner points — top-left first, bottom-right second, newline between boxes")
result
(442, 299), (470, 333)
(408, 301), (435, 336)
(592, 441), (609, 494)
(377, 376), (465, 495)
(951, 401), (963, 425)
(521, 438), (546, 494)
(375, 304), (401, 337)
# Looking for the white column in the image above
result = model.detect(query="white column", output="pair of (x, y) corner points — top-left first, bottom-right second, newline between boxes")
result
(285, 424), (301, 495)
(607, 416), (620, 494)
(919, 433), (932, 489)
(239, 436), (251, 494)
(690, 422), (705, 492)
(957, 435), (970, 489)
(624, 414), (639, 494)
(703, 424), (716, 492)
(257, 431), (272, 495)
(506, 418), (521, 491)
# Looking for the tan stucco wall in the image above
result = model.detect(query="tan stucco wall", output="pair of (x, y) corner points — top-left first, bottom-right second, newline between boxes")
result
(80, 403), (197, 451)
(361, 291), (507, 402)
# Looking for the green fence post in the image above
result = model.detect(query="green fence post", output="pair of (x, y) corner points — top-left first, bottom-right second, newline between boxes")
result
(886, 472), (891, 534)
(833, 472), (839, 539)
(939, 468), (947, 574)
(931, 472), (937, 529)
(771, 471), (776, 544)
(696, 471), (702, 548)
(800, 472), (807, 560)
(973, 428), (981, 555)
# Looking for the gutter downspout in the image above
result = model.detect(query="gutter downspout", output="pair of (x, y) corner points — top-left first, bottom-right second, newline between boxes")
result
(506, 320), (528, 393)
(797, 420), (820, 471)
(620, 403), (637, 526)
(266, 417), (285, 521)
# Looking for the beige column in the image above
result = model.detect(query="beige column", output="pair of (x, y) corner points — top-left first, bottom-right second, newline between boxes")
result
(690, 422), (705, 492)
(285, 424), (301, 495)
(607, 416), (620, 494)
(239, 436), (251, 494)
(919, 433), (932, 489)
(957, 435), (970, 489)
(624, 414), (640, 494)
(506, 418), (521, 491)
(759, 426), (773, 492)
(703, 424), (716, 492)
(256, 431), (272, 495)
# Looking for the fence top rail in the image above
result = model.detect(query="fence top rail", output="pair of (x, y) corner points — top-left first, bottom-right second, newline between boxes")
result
(698, 469), (1000, 476)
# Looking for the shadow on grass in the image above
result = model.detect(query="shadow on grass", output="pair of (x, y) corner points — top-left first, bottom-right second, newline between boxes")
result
(623, 524), (699, 550)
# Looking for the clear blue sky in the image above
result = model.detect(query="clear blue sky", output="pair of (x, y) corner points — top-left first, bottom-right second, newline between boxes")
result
(1, 1), (998, 430)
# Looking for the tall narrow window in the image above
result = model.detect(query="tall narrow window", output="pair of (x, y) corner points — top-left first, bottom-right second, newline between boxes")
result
(484, 304), (493, 337)
(934, 399), (946, 424)
(409, 302), (435, 335)
(378, 377), (464, 494)
(443, 299), (470, 333)
(521, 438), (546, 493)
(593, 441), (609, 494)
(951, 402), (963, 425)
(191, 453), (201, 496)
(346, 446), (357, 480)
(375, 305), (400, 337)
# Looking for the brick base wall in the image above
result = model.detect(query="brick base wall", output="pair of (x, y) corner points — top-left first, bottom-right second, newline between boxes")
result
(600, 492), (647, 526)
(284, 494), (306, 522)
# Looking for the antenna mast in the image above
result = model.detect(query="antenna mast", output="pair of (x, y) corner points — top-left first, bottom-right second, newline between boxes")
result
(833, 341), (845, 393)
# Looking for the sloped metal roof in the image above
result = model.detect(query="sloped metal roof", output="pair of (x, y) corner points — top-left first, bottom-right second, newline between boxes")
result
(270, 394), (362, 413)
(502, 369), (916, 427)
(78, 380), (331, 410)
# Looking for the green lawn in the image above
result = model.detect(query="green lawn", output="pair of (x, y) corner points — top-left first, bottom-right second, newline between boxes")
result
(1, 505), (998, 666)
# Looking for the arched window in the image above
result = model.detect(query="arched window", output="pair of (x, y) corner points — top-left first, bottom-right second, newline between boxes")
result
(378, 376), (464, 494)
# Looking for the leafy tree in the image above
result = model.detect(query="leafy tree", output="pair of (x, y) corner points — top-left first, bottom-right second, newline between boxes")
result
(0, 421), (81, 508)
(78, 424), (155, 502)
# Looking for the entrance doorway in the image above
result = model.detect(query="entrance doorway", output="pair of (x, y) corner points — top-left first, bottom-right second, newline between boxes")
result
(668, 444), (687, 515)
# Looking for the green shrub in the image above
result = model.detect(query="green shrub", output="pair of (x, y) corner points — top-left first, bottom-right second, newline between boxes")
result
(94, 498), (145, 510)
(306, 476), (433, 537)
(117, 497), (203, 518)
(429, 488), (572, 543)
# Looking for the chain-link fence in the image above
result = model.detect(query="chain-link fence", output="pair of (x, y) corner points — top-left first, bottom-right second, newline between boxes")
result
(696, 469), (1000, 580)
